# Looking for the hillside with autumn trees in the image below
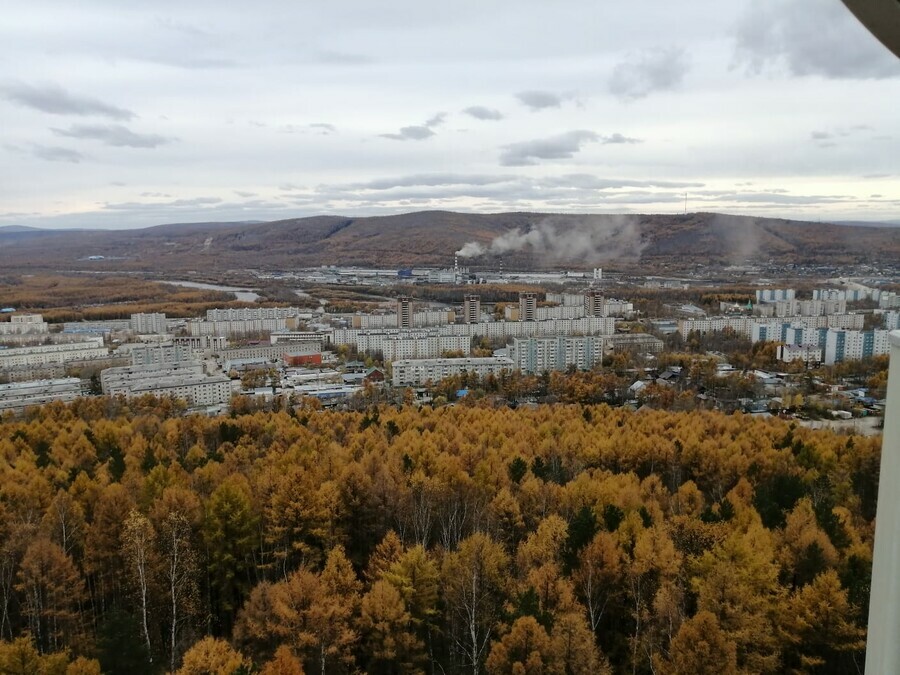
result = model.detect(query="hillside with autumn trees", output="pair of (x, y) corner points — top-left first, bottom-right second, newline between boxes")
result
(0, 397), (879, 674)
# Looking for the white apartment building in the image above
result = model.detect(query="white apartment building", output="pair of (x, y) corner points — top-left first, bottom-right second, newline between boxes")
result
(206, 307), (303, 321)
(680, 314), (865, 341)
(545, 293), (584, 306)
(750, 321), (788, 344)
(269, 331), (327, 346)
(757, 299), (847, 318)
(884, 311), (900, 331)
(785, 325), (825, 348)
(392, 357), (515, 387)
(813, 288), (872, 302)
(824, 329), (891, 365)
(0, 338), (107, 368)
(505, 305), (585, 321)
(508, 336), (607, 374)
(101, 361), (231, 407)
(0, 378), (83, 413)
(381, 335), (471, 361)
(0, 314), (49, 335)
(879, 292), (900, 310)
(173, 335), (227, 352)
(331, 317), (616, 358)
(127, 343), (196, 366)
(756, 289), (796, 303)
(130, 312), (167, 335)
(188, 318), (289, 337)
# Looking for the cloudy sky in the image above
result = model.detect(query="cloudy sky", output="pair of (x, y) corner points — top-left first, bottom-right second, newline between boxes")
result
(1, 0), (899, 229)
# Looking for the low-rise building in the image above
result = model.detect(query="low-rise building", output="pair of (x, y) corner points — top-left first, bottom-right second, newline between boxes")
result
(777, 344), (822, 364)
(0, 338), (107, 369)
(101, 361), (231, 408)
(0, 378), (83, 413)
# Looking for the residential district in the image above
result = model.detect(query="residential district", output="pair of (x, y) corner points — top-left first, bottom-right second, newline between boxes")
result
(0, 270), (897, 423)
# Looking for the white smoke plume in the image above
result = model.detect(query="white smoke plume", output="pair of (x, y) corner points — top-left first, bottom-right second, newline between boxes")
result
(455, 215), (646, 264)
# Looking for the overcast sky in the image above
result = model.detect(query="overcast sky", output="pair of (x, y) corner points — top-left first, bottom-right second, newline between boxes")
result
(1, 0), (899, 229)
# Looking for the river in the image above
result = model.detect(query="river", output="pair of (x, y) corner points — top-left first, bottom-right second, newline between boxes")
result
(157, 280), (260, 302)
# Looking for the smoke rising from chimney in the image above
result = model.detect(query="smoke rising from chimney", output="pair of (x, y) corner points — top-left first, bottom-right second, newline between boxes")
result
(455, 215), (647, 263)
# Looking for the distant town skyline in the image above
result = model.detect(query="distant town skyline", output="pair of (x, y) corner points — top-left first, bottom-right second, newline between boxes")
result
(2, 0), (899, 229)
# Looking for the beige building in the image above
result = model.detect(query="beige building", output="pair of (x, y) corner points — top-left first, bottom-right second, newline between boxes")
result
(518, 293), (537, 322)
(463, 295), (481, 324)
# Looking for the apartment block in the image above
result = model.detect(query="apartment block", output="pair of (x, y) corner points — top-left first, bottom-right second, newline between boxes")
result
(463, 295), (481, 324)
(777, 345), (822, 365)
(130, 312), (167, 335)
(508, 336), (607, 374)
(101, 361), (231, 407)
(518, 293), (537, 322)
(0, 338), (107, 369)
(0, 314), (49, 335)
(397, 297), (413, 329)
(392, 357), (515, 387)
(206, 307), (303, 321)
(756, 289), (796, 303)
(0, 378), (83, 413)
(824, 329), (891, 365)
(188, 318), (289, 337)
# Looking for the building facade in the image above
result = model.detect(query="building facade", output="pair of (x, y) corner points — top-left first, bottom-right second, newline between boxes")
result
(391, 357), (515, 387)
(508, 336), (607, 374)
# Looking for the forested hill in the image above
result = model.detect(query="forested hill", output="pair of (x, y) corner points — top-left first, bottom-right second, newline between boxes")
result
(0, 399), (876, 673)
(0, 211), (897, 272)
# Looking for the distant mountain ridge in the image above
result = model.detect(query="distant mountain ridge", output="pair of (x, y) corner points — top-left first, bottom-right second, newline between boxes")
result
(0, 211), (897, 273)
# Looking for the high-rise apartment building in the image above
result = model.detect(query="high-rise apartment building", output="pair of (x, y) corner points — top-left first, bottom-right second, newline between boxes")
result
(397, 296), (413, 329)
(584, 289), (606, 317)
(463, 295), (481, 324)
(518, 293), (537, 322)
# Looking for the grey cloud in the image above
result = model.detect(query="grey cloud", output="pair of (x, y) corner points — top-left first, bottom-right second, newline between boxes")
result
(541, 174), (703, 189)
(309, 123), (336, 134)
(811, 131), (832, 140)
(515, 90), (563, 110)
(499, 130), (599, 166)
(51, 124), (172, 148)
(234, 190), (257, 198)
(601, 133), (641, 144)
(705, 192), (853, 205)
(734, 0), (900, 79)
(381, 113), (446, 140)
(381, 126), (434, 141)
(608, 47), (689, 100)
(1, 83), (135, 120)
(462, 106), (503, 120)
(31, 145), (85, 163)
(351, 173), (518, 190)
(102, 197), (223, 211)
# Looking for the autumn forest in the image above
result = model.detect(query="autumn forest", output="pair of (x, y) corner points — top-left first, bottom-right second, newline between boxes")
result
(0, 397), (879, 674)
